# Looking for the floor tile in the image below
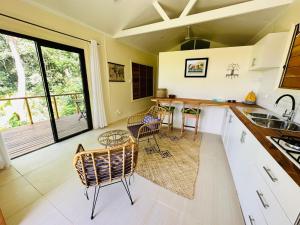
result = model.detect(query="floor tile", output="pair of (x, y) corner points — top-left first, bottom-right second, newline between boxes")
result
(0, 166), (21, 187)
(6, 197), (72, 225)
(0, 177), (41, 218)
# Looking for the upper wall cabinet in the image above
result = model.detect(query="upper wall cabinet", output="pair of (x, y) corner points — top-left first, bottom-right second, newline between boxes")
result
(249, 32), (288, 71)
(280, 24), (300, 89)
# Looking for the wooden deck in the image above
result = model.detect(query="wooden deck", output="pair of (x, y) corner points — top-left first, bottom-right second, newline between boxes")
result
(2, 114), (88, 159)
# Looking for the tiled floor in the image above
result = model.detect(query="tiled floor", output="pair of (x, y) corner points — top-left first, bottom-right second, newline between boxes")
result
(0, 120), (244, 225)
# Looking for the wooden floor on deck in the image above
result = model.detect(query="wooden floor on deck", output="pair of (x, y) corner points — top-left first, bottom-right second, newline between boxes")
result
(2, 114), (88, 159)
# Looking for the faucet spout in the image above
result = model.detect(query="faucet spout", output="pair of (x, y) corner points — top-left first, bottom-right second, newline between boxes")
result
(275, 94), (295, 110)
(275, 94), (296, 121)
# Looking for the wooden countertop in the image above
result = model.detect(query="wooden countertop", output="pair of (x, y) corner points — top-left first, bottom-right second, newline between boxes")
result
(151, 97), (257, 107)
(231, 106), (300, 186)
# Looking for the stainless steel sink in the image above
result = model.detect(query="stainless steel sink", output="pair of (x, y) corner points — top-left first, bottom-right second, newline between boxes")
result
(250, 118), (286, 129)
(250, 117), (300, 132)
(248, 112), (279, 120)
(238, 107), (300, 132)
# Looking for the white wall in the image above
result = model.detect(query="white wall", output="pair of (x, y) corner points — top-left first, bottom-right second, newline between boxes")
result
(159, 46), (261, 101)
(256, 27), (300, 123)
(158, 46), (261, 134)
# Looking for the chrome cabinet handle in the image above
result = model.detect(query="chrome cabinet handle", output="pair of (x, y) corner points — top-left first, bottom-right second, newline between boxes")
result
(263, 166), (278, 182)
(248, 215), (256, 225)
(240, 131), (247, 143)
(256, 190), (269, 208)
(229, 115), (233, 123)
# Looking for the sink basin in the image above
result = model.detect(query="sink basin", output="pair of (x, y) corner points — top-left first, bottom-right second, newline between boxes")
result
(250, 117), (300, 132)
(251, 118), (286, 129)
(286, 123), (300, 132)
(248, 112), (279, 120)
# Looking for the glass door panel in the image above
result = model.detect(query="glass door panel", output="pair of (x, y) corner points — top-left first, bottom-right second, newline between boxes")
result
(0, 33), (53, 158)
(40, 46), (91, 140)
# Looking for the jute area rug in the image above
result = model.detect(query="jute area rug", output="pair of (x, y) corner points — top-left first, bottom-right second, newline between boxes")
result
(135, 128), (201, 200)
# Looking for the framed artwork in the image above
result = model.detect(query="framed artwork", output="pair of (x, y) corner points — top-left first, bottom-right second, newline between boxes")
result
(184, 58), (209, 78)
(108, 62), (125, 82)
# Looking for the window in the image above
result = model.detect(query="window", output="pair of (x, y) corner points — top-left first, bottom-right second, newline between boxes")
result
(280, 24), (300, 89)
(132, 62), (153, 100)
(0, 29), (92, 158)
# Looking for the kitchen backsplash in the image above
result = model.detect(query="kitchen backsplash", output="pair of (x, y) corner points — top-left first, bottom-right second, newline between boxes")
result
(256, 69), (300, 123)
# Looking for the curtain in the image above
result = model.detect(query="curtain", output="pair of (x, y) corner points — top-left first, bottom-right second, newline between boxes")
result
(90, 40), (107, 129)
(0, 133), (10, 169)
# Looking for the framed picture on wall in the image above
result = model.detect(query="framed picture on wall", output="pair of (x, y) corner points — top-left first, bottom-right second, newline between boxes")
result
(108, 62), (125, 82)
(184, 58), (209, 78)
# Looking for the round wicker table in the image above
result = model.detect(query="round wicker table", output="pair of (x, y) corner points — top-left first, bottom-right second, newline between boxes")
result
(98, 129), (130, 148)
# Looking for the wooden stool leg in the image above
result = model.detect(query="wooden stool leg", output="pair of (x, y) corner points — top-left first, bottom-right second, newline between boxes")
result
(168, 112), (171, 131)
(181, 113), (185, 136)
(194, 115), (199, 140)
(171, 111), (174, 130)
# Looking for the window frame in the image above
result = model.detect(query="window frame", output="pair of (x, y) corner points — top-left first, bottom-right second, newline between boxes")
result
(130, 61), (154, 102)
(279, 24), (300, 89)
(0, 28), (93, 142)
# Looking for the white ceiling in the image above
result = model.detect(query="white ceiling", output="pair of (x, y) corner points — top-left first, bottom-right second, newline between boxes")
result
(26, 0), (290, 53)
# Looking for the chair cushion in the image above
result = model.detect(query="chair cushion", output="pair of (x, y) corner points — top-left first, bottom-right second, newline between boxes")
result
(143, 115), (161, 130)
(181, 108), (201, 115)
(160, 105), (175, 112)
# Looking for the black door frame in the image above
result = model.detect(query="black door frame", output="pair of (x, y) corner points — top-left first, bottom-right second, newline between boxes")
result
(0, 28), (93, 143)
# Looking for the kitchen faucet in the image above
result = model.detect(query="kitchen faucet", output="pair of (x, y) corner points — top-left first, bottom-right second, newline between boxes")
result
(274, 94), (296, 121)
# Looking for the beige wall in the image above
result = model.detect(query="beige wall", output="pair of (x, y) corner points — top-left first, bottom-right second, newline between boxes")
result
(0, 0), (157, 124)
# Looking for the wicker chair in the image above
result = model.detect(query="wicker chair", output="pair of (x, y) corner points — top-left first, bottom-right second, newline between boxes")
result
(127, 106), (166, 152)
(73, 136), (138, 220)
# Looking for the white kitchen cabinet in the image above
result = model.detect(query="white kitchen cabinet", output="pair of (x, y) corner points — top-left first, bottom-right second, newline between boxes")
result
(255, 143), (300, 223)
(249, 32), (288, 71)
(223, 109), (294, 225)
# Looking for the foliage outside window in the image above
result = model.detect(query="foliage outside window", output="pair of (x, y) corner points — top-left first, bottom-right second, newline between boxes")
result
(0, 33), (83, 130)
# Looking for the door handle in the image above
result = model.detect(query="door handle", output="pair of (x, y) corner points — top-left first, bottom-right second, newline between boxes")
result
(256, 190), (269, 209)
(248, 215), (256, 225)
(263, 166), (278, 182)
(240, 131), (246, 143)
(229, 115), (233, 123)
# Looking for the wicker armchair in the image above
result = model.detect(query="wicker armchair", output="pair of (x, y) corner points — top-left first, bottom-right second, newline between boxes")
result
(73, 136), (138, 220)
(127, 105), (166, 151)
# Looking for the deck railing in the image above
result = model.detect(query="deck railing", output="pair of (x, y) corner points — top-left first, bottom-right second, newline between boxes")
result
(0, 92), (83, 125)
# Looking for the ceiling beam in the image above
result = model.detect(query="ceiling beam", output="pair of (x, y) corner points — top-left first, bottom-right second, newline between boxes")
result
(114, 0), (293, 38)
(180, 0), (198, 18)
(152, 0), (170, 21)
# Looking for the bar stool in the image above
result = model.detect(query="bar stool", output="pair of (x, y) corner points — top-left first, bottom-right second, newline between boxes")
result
(156, 99), (175, 131)
(181, 103), (201, 140)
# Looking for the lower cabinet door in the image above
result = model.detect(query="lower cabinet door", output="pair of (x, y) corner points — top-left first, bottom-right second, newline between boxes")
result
(253, 169), (291, 225)
(255, 145), (300, 224)
(234, 165), (267, 225)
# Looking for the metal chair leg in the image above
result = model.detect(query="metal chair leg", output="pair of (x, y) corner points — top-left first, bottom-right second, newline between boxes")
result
(129, 173), (135, 185)
(121, 178), (134, 205)
(84, 187), (89, 200)
(91, 186), (101, 220)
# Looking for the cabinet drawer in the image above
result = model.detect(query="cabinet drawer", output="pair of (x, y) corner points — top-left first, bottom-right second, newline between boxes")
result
(254, 170), (291, 225)
(256, 147), (300, 223)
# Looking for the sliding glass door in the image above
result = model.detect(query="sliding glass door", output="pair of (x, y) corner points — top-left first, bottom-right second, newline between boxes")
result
(0, 29), (92, 157)
(38, 44), (92, 140)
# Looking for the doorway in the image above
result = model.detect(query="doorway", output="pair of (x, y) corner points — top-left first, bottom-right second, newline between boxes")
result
(0, 30), (92, 158)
